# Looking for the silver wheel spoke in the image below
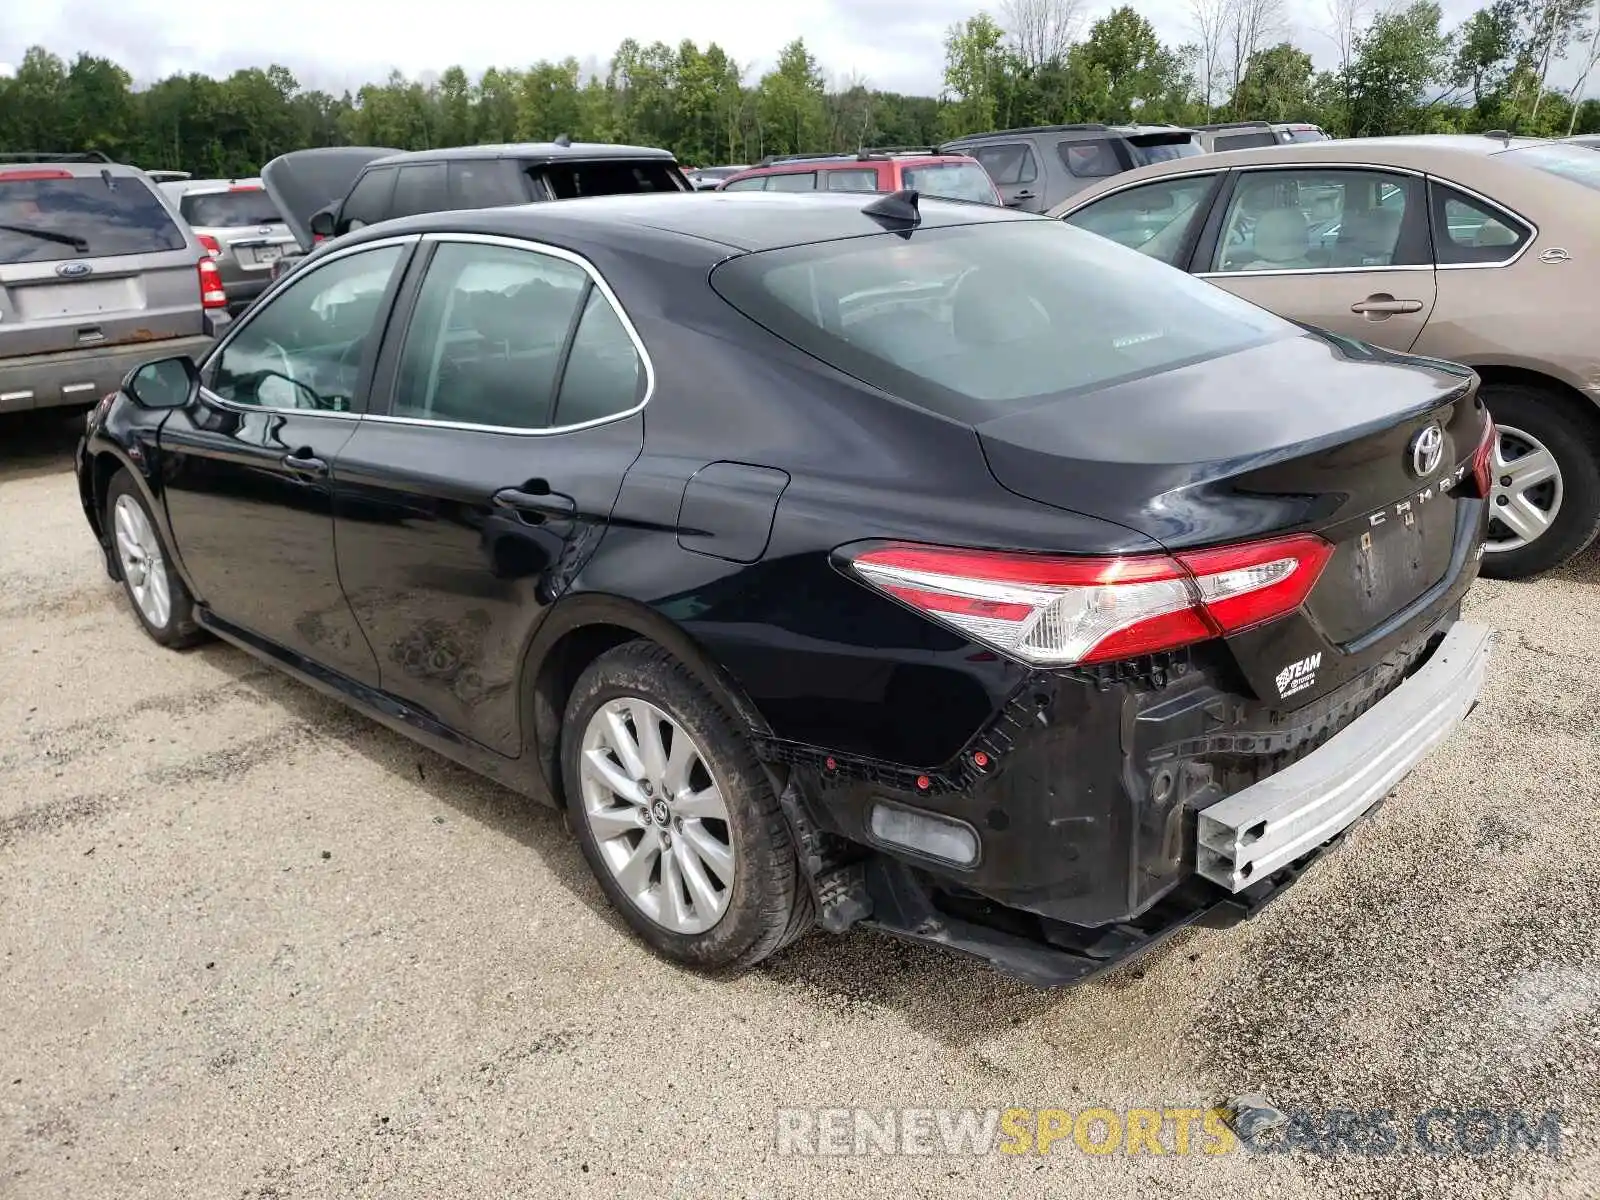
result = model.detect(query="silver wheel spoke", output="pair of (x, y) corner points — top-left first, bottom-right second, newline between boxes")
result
(613, 836), (659, 897)
(1498, 492), (1552, 541)
(602, 709), (646, 780)
(1505, 446), (1558, 490)
(587, 803), (643, 840)
(681, 819), (735, 883)
(676, 785), (725, 820)
(1486, 423), (1564, 554)
(673, 838), (722, 915)
(584, 748), (646, 806)
(113, 495), (171, 628)
(577, 694), (737, 935)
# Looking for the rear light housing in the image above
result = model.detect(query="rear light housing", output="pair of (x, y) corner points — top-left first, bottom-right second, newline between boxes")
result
(845, 534), (1334, 668)
(196, 233), (222, 258)
(198, 258), (228, 309)
(1470, 415), (1497, 497)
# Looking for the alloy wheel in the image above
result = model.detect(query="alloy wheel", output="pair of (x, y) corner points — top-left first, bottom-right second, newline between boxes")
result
(113, 494), (172, 628)
(1485, 423), (1563, 555)
(578, 697), (736, 935)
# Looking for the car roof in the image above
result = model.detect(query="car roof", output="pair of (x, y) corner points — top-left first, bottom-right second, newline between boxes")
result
(369, 141), (676, 167)
(334, 190), (1033, 255)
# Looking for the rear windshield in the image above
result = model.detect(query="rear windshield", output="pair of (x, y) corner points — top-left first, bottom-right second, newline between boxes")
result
(1286, 128), (1326, 143)
(711, 220), (1289, 422)
(901, 162), (998, 204)
(1134, 140), (1204, 164)
(0, 174), (186, 264)
(1502, 143), (1600, 192)
(533, 159), (688, 200)
(179, 188), (284, 228)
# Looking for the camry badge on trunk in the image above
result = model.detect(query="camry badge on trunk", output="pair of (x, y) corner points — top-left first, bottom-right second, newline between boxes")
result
(1410, 424), (1444, 477)
(55, 262), (93, 278)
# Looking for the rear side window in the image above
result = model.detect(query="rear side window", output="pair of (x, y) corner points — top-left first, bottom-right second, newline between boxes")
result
(390, 163), (450, 219)
(448, 160), (529, 209)
(901, 163), (998, 203)
(710, 221), (1288, 422)
(1431, 184), (1531, 265)
(1058, 139), (1123, 178)
(179, 188), (283, 228)
(0, 174), (185, 264)
(534, 159), (687, 200)
(1214, 131), (1279, 151)
(554, 287), (646, 425)
(825, 169), (880, 193)
(971, 144), (1037, 185)
(341, 168), (397, 231)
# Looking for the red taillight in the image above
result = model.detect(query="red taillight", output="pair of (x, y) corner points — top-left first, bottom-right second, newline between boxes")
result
(196, 234), (222, 258)
(847, 533), (1333, 667)
(1471, 415), (1497, 497)
(229, 183), (261, 191)
(0, 168), (73, 181)
(198, 258), (228, 309)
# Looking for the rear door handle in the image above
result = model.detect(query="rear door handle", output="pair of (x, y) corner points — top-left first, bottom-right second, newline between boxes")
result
(1350, 295), (1423, 315)
(280, 450), (328, 478)
(493, 485), (576, 519)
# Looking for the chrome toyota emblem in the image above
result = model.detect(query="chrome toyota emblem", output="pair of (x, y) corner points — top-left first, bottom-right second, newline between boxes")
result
(1410, 423), (1444, 477)
(55, 261), (93, 278)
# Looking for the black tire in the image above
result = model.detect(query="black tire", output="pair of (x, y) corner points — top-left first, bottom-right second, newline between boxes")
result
(561, 640), (813, 972)
(1479, 383), (1600, 580)
(104, 469), (206, 648)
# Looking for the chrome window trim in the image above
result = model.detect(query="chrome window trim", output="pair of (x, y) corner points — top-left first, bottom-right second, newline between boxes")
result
(195, 231), (655, 437)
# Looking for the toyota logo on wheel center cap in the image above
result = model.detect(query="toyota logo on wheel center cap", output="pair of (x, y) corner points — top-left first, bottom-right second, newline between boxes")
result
(1409, 423), (1444, 477)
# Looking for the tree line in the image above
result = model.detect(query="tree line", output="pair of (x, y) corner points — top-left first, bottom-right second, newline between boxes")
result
(1, 0), (1598, 179)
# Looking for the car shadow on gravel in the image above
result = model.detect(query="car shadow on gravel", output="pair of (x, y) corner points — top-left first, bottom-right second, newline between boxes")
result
(182, 637), (1183, 1046)
(0, 410), (86, 486)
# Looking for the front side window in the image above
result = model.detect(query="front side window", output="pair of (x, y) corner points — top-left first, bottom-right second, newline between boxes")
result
(710, 221), (1289, 423)
(972, 143), (1037, 186)
(390, 163), (450, 219)
(340, 168), (396, 232)
(1211, 168), (1419, 273)
(0, 173), (185, 265)
(1065, 175), (1220, 266)
(1432, 184), (1531, 265)
(391, 241), (640, 430)
(209, 245), (404, 410)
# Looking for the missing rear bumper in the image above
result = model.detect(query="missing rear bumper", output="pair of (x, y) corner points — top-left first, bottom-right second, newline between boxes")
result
(1196, 621), (1494, 891)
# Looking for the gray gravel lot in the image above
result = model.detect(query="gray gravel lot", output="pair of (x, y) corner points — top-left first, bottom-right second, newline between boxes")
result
(3, 411), (1598, 1199)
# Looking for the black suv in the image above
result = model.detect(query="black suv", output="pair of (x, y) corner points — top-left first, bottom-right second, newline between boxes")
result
(940, 123), (1202, 212)
(262, 140), (690, 276)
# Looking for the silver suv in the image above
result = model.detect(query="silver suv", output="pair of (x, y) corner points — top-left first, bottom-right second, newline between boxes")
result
(1, 153), (228, 414)
(158, 178), (296, 313)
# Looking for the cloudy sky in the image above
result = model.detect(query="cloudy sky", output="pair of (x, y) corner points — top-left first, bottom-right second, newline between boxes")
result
(0, 0), (1578, 98)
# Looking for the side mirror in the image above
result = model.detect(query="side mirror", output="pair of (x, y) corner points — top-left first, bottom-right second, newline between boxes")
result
(125, 355), (199, 410)
(309, 208), (336, 239)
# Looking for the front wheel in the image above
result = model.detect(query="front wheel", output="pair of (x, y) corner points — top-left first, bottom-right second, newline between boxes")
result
(105, 469), (205, 647)
(561, 641), (812, 972)
(1479, 384), (1600, 580)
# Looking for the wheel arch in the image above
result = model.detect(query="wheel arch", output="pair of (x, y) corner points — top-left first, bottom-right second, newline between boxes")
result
(1470, 364), (1600, 434)
(520, 592), (773, 809)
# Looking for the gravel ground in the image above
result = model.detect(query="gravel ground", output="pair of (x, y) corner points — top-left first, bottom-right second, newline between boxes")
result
(3, 411), (1598, 1199)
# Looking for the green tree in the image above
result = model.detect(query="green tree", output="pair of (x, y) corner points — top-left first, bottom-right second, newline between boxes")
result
(1343, 0), (1451, 137)
(756, 38), (827, 154)
(939, 14), (1009, 137)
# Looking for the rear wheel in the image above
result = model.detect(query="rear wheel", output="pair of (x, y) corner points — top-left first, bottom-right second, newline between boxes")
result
(105, 469), (205, 647)
(561, 641), (812, 972)
(1479, 384), (1600, 580)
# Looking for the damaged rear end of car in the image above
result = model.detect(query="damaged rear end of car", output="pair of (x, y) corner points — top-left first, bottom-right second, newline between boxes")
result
(711, 214), (1495, 984)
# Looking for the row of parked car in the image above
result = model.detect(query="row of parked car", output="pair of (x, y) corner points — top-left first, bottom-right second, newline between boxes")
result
(6, 122), (1600, 583)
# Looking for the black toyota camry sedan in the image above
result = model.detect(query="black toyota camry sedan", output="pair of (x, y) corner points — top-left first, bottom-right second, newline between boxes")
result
(76, 189), (1496, 984)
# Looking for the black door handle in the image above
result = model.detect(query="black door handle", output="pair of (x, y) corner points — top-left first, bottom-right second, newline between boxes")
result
(493, 485), (576, 519)
(280, 450), (328, 477)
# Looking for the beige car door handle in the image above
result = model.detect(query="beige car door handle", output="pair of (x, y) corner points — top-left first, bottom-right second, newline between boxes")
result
(1351, 295), (1424, 315)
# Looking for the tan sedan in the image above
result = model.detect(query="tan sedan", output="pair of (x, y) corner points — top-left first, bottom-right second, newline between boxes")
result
(1051, 134), (1600, 579)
